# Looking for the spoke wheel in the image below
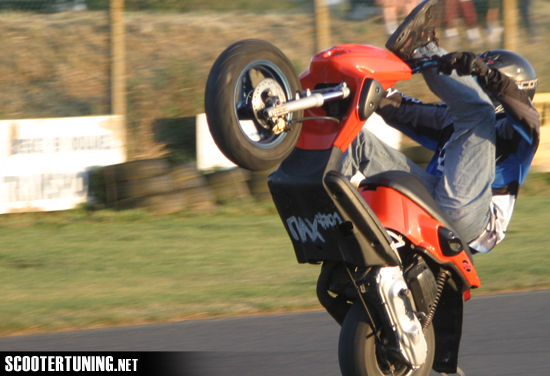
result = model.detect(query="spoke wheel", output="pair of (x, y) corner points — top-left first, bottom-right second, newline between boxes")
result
(205, 39), (303, 171)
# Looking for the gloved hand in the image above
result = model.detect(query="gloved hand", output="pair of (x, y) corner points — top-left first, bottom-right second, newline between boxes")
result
(437, 52), (489, 77)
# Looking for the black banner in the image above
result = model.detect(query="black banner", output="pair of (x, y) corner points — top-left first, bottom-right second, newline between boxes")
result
(1, 352), (203, 376)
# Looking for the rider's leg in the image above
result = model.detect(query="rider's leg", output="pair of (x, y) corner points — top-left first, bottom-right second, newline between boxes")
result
(383, 0), (496, 242)
(414, 42), (496, 242)
(340, 128), (440, 192)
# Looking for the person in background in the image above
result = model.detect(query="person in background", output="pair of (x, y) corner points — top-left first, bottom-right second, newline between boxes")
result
(484, 0), (503, 47)
(439, 0), (482, 48)
(347, 0), (379, 20)
(376, 0), (422, 35)
(519, 0), (535, 41)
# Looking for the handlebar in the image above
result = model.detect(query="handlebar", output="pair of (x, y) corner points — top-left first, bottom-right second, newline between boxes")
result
(261, 58), (440, 131)
(410, 58), (441, 74)
(263, 58), (440, 124)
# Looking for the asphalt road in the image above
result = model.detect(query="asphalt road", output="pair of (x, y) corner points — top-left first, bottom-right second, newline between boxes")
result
(1, 289), (549, 375)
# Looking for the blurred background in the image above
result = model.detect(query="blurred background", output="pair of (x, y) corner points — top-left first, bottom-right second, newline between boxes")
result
(2, 0), (550, 336)
(1, 0), (548, 162)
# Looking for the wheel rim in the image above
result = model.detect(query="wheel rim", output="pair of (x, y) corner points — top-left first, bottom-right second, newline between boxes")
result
(372, 340), (411, 376)
(233, 60), (296, 149)
(369, 326), (434, 376)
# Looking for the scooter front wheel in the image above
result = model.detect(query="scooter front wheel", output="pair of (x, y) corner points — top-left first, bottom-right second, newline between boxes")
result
(338, 302), (435, 376)
(204, 39), (303, 171)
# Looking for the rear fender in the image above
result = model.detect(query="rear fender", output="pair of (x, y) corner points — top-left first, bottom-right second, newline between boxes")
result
(358, 185), (471, 373)
(360, 186), (480, 290)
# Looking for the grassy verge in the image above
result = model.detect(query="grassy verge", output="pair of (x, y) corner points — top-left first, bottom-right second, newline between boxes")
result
(469, 194), (550, 292)
(1, 195), (550, 337)
(0, 202), (321, 336)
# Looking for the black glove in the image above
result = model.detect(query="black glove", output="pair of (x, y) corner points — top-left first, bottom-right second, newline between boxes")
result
(437, 52), (489, 77)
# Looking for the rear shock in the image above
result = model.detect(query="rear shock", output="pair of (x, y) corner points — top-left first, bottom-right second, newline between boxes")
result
(422, 270), (450, 331)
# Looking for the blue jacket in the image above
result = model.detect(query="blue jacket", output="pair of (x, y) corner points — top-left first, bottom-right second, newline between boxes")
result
(376, 70), (540, 252)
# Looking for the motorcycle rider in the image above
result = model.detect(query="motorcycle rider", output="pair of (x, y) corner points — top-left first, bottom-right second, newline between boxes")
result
(341, 0), (540, 254)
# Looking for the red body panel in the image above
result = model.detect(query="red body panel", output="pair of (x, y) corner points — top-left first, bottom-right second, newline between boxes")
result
(297, 44), (411, 151)
(294, 43), (478, 290)
(361, 186), (481, 288)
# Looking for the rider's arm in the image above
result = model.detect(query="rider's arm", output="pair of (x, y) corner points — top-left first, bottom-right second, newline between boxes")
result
(478, 69), (540, 147)
(439, 51), (539, 147)
(376, 89), (454, 151)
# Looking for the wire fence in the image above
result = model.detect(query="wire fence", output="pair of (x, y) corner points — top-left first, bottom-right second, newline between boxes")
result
(1, 0), (547, 161)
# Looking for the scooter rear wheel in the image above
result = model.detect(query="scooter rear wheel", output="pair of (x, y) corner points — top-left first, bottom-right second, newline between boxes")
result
(204, 39), (303, 171)
(338, 302), (435, 376)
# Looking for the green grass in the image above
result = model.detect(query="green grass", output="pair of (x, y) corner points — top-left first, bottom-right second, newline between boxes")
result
(473, 195), (550, 292)
(0, 203), (321, 336)
(1, 195), (550, 336)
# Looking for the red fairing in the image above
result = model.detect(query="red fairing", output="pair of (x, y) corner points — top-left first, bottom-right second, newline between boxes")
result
(297, 44), (411, 151)
(361, 186), (481, 289)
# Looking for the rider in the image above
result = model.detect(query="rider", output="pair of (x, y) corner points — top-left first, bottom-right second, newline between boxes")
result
(341, 0), (540, 253)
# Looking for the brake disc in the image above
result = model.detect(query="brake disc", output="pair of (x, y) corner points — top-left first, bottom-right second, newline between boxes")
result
(251, 78), (287, 130)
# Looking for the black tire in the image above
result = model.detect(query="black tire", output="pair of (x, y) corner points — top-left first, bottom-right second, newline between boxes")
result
(205, 168), (252, 203)
(169, 163), (202, 182)
(173, 175), (209, 190)
(339, 303), (435, 376)
(104, 159), (170, 183)
(248, 169), (274, 201)
(205, 168), (251, 187)
(116, 190), (187, 215)
(205, 39), (303, 171)
(181, 187), (217, 211)
(116, 175), (174, 200)
(169, 163), (207, 190)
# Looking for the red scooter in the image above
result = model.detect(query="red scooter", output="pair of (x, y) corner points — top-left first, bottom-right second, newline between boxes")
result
(205, 39), (478, 376)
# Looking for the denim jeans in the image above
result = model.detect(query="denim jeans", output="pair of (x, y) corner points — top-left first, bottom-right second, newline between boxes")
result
(340, 43), (496, 242)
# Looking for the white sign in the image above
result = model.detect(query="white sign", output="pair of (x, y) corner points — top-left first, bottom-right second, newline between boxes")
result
(364, 112), (402, 150)
(196, 113), (236, 172)
(196, 112), (402, 172)
(0, 116), (126, 214)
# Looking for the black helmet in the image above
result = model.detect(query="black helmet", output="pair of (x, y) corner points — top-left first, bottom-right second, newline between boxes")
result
(478, 50), (538, 100)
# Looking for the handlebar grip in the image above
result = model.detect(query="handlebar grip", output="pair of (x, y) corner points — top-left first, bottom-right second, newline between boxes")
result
(411, 59), (440, 74)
